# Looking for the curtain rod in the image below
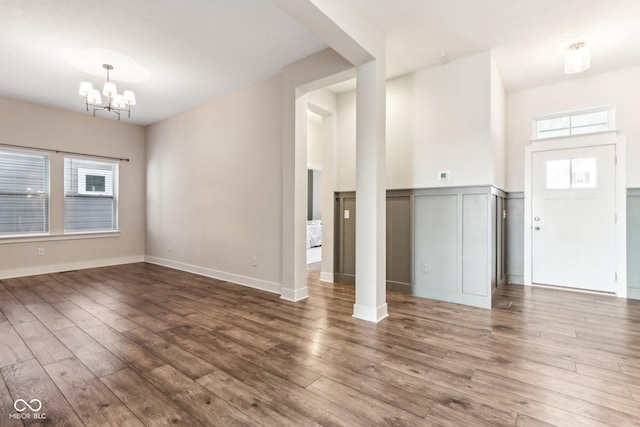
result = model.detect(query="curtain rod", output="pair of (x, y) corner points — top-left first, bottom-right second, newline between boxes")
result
(0, 143), (130, 162)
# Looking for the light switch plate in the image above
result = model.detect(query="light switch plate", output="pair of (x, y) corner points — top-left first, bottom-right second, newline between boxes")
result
(344, 210), (350, 219)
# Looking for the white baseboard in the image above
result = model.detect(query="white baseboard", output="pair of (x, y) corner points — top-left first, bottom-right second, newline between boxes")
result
(507, 274), (525, 285)
(0, 255), (145, 280)
(280, 286), (309, 302)
(320, 272), (334, 283)
(353, 302), (389, 323)
(145, 256), (281, 295)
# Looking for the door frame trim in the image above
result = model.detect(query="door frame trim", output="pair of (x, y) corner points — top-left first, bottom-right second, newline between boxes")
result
(524, 133), (627, 297)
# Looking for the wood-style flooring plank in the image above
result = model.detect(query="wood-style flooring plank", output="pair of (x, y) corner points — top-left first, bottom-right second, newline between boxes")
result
(0, 368), (22, 427)
(197, 369), (322, 426)
(54, 326), (126, 378)
(0, 298), (38, 326)
(426, 403), (497, 427)
(0, 321), (33, 368)
(306, 376), (427, 426)
(83, 324), (165, 374)
(246, 370), (367, 427)
(156, 325), (263, 381)
(142, 364), (258, 426)
(122, 326), (216, 380)
(2, 358), (84, 426)
(471, 369), (640, 425)
(26, 303), (75, 331)
(13, 320), (73, 366)
(51, 301), (104, 330)
(44, 357), (144, 426)
(101, 368), (202, 426)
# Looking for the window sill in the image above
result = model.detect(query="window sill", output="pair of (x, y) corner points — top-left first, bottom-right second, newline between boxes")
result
(530, 129), (618, 143)
(0, 231), (120, 244)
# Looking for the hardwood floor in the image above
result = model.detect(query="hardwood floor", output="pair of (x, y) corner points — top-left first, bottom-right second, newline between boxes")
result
(0, 262), (639, 426)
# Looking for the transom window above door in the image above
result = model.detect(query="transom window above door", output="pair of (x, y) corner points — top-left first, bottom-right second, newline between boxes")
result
(533, 105), (615, 140)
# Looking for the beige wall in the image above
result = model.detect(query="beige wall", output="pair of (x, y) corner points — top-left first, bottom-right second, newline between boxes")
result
(506, 65), (640, 192)
(307, 116), (323, 170)
(145, 75), (283, 292)
(337, 52), (496, 191)
(490, 55), (506, 190)
(0, 97), (146, 278)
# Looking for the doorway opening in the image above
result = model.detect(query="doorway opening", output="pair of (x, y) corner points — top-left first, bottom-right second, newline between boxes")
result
(306, 108), (324, 266)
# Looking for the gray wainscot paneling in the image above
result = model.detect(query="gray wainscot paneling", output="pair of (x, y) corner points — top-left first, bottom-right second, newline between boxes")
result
(386, 191), (412, 293)
(335, 192), (356, 285)
(505, 192), (524, 285)
(628, 189), (640, 300)
(335, 186), (506, 309)
(413, 186), (505, 309)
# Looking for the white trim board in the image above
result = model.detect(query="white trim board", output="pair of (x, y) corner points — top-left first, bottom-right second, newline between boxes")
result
(523, 133), (627, 298)
(0, 255), (145, 279)
(145, 256), (282, 295)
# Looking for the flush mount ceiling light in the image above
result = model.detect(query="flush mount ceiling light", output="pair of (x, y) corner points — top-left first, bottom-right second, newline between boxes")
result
(78, 64), (136, 120)
(564, 42), (591, 75)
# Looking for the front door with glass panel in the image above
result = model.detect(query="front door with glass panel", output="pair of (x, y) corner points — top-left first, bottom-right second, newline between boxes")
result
(532, 145), (616, 292)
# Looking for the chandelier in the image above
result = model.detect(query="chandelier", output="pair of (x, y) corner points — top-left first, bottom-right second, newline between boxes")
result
(78, 64), (136, 120)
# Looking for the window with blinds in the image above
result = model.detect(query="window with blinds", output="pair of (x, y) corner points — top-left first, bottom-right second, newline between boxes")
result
(64, 157), (118, 233)
(0, 150), (50, 237)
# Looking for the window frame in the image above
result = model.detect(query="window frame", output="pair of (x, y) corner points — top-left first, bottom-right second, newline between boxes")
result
(63, 156), (120, 235)
(0, 148), (51, 239)
(532, 105), (616, 141)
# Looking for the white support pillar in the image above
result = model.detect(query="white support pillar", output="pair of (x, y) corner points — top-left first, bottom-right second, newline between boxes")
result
(353, 58), (388, 322)
(281, 90), (310, 302)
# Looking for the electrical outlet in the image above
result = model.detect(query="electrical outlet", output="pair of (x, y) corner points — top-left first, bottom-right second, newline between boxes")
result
(421, 264), (428, 273)
(37, 248), (45, 256)
(252, 257), (258, 267)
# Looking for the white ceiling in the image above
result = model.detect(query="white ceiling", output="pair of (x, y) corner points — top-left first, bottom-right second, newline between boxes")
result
(0, 0), (327, 125)
(2, 0), (640, 125)
(351, 0), (640, 91)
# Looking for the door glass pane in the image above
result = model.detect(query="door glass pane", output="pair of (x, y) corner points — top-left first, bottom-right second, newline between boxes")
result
(546, 159), (570, 189)
(571, 157), (597, 188)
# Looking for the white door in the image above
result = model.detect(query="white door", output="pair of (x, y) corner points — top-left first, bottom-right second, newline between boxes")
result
(532, 145), (616, 292)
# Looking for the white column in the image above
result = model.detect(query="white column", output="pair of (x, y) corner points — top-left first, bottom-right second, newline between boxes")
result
(281, 90), (310, 302)
(353, 59), (388, 322)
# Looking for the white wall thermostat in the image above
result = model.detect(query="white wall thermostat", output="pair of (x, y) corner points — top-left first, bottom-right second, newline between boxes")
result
(438, 171), (451, 181)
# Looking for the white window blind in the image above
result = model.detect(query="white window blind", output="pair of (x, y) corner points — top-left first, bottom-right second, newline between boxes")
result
(64, 157), (118, 233)
(0, 150), (49, 237)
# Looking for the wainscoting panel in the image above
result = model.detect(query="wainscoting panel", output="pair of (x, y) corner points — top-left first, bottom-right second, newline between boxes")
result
(628, 189), (640, 300)
(505, 192), (525, 285)
(386, 192), (412, 293)
(413, 194), (458, 293)
(335, 193), (356, 284)
(462, 194), (489, 297)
